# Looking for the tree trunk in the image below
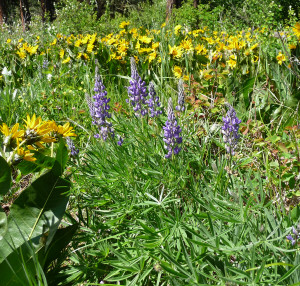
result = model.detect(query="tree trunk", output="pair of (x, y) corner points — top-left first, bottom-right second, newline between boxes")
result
(20, 0), (31, 31)
(193, 0), (199, 8)
(96, 0), (106, 19)
(166, 0), (183, 21)
(0, 0), (8, 26)
(41, 0), (56, 22)
(166, 0), (175, 21)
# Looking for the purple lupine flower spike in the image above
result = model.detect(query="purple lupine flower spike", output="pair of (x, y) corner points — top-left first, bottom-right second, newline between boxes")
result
(163, 98), (182, 159)
(221, 104), (241, 155)
(87, 67), (114, 141)
(176, 79), (185, 112)
(127, 57), (148, 116)
(66, 137), (79, 157)
(146, 81), (162, 117)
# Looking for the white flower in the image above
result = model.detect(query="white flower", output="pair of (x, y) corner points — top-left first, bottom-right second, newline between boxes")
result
(47, 74), (53, 81)
(2, 67), (12, 76)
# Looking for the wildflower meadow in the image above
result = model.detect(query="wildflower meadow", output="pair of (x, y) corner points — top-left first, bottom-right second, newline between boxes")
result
(0, 0), (299, 285)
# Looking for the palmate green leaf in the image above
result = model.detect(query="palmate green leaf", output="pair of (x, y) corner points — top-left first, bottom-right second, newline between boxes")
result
(0, 156), (11, 195)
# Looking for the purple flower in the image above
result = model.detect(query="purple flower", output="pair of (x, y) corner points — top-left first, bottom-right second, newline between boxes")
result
(86, 69), (114, 141)
(221, 105), (241, 155)
(146, 81), (162, 117)
(287, 225), (300, 246)
(175, 79), (185, 112)
(127, 57), (148, 116)
(117, 136), (124, 146)
(42, 59), (49, 69)
(163, 98), (182, 159)
(66, 137), (79, 157)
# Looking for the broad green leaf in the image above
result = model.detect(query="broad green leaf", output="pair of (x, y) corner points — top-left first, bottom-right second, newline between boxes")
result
(52, 139), (69, 176)
(42, 224), (78, 267)
(0, 169), (70, 264)
(0, 212), (7, 240)
(17, 151), (55, 175)
(242, 77), (255, 109)
(0, 156), (11, 195)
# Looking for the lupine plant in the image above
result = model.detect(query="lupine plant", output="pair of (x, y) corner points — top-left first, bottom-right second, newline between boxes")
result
(127, 57), (148, 116)
(86, 69), (114, 140)
(176, 78), (185, 112)
(146, 81), (162, 117)
(163, 98), (182, 158)
(221, 104), (242, 155)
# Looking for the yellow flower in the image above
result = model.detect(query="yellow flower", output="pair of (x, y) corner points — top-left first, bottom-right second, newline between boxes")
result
(292, 22), (300, 38)
(87, 43), (94, 53)
(16, 146), (36, 162)
(48, 121), (77, 138)
(180, 38), (193, 53)
(227, 54), (237, 69)
(26, 45), (38, 56)
(0, 123), (24, 147)
(173, 66), (182, 78)
(174, 25), (182, 35)
(23, 114), (55, 146)
(276, 51), (286, 65)
(289, 43), (296, 50)
(50, 38), (57, 46)
(169, 45), (183, 59)
(6, 39), (11, 43)
(195, 44), (207, 55)
(60, 49), (65, 59)
(16, 48), (26, 59)
(183, 75), (189, 81)
(62, 57), (71, 64)
(75, 39), (81, 47)
(161, 22), (166, 28)
(138, 35), (152, 44)
(119, 21), (130, 29)
(148, 51), (157, 63)
(206, 37), (215, 45)
(250, 43), (259, 51)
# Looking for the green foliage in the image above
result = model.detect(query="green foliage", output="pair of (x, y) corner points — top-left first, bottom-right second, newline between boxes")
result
(0, 141), (76, 286)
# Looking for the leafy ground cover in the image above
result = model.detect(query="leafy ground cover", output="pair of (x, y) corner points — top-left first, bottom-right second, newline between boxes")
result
(0, 1), (300, 285)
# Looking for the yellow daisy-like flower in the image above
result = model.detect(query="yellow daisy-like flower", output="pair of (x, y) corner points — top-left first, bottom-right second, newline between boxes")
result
(173, 66), (183, 78)
(50, 38), (57, 46)
(292, 22), (300, 38)
(62, 57), (71, 64)
(0, 123), (24, 147)
(0, 123), (24, 138)
(6, 39), (11, 43)
(138, 35), (153, 44)
(48, 121), (76, 138)
(174, 25), (182, 35)
(227, 54), (237, 69)
(276, 51), (286, 65)
(16, 146), (36, 162)
(16, 48), (26, 59)
(26, 44), (38, 56)
(86, 43), (94, 53)
(169, 45), (183, 59)
(23, 114), (55, 145)
(289, 43), (297, 50)
(60, 49), (65, 59)
(180, 38), (193, 53)
(195, 44), (207, 55)
(119, 21), (130, 29)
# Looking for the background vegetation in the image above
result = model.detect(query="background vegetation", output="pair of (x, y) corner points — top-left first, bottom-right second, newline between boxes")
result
(0, 0), (299, 285)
